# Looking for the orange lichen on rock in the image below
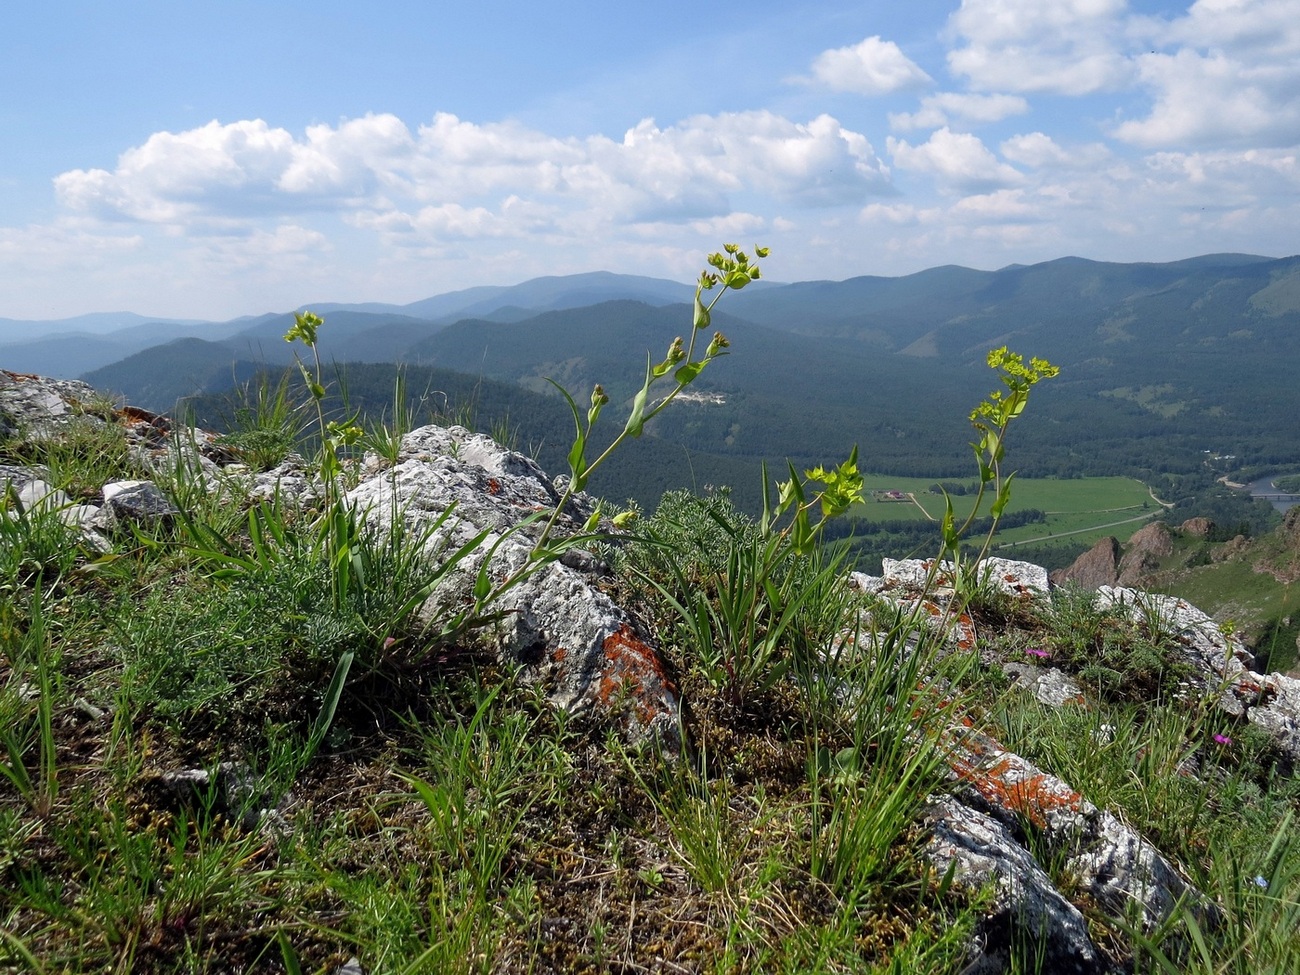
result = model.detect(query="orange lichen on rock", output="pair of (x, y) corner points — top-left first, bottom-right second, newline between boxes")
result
(595, 624), (678, 724)
(947, 732), (1086, 829)
(984, 765), (1084, 829)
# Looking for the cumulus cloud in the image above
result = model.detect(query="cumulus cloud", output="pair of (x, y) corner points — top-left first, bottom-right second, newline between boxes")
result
(55, 119), (298, 224)
(54, 111), (891, 244)
(1140, 147), (1300, 203)
(801, 36), (932, 95)
(1000, 132), (1112, 169)
(950, 189), (1040, 221)
(946, 0), (1132, 94)
(1114, 1), (1300, 148)
(887, 128), (1024, 192)
(890, 92), (1030, 131)
(1137, 0), (1300, 58)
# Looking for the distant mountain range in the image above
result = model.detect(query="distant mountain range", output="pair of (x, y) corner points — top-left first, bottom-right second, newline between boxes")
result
(4, 254), (1299, 507)
(0, 271), (696, 377)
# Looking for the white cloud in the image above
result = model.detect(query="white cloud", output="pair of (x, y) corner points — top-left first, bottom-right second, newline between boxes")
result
(803, 36), (932, 95)
(1113, 50), (1300, 147)
(280, 114), (418, 198)
(352, 197), (558, 243)
(55, 119), (298, 224)
(1000, 132), (1112, 169)
(887, 128), (1023, 192)
(0, 221), (144, 268)
(53, 111), (891, 242)
(1114, 1), (1300, 148)
(1140, 147), (1300, 203)
(1140, 0), (1300, 58)
(946, 0), (1132, 94)
(859, 202), (930, 227)
(890, 92), (1030, 131)
(950, 189), (1039, 220)
(194, 224), (331, 269)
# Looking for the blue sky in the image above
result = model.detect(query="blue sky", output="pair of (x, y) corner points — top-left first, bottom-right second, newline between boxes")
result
(2, 1), (1297, 321)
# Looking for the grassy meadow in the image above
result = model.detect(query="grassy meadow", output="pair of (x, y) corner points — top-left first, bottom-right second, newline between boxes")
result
(849, 474), (1159, 550)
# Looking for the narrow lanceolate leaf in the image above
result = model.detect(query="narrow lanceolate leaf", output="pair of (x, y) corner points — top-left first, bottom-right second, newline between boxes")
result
(566, 437), (588, 491)
(942, 496), (958, 549)
(991, 473), (1017, 519)
(624, 381), (652, 438)
(793, 509), (814, 555)
(473, 559), (493, 601)
(547, 378), (589, 485)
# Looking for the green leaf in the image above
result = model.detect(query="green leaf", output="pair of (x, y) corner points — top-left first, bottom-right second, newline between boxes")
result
(547, 378), (589, 486)
(792, 509), (813, 555)
(941, 495), (958, 549)
(673, 361), (704, 385)
(566, 437), (588, 491)
(473, 559), (493, 602)
(623, 386), (650, 439)
(991, 472), (1017, 519)
(693, 292), (711, 330)
(276, 932), (304, 975)
(305, 650), (354, 763)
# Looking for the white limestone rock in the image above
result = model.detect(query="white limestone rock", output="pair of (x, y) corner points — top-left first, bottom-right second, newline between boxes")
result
(346, 424), (680, 743)
(923, 795), (1105, 974)
(96, 479), (179, 528)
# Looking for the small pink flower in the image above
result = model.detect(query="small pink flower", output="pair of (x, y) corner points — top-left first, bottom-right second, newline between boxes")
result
(1024, 647), (1051, 659)
(1213, 733), (1232, 746)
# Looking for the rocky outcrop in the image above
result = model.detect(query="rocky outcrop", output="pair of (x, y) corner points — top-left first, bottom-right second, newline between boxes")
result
(1056, 521), (1192, 590)
(931, 721), (1205, 973)
(346, 424), (681, 744)
(1283, 506), (1300, 547)
(923, 796), (1104, 974)
(96, 479), (180, 528)
(0, 369), (101, 438)
(1002, 663), (1086, 707)
(1117, 522), (1175, 586)
(1213, 535), (1250, 562)
(1051, 536), (1120, 589)
(855, 559), (1206, 969)
(1098, 586), (1300, 762)
(1181, 517), (1215, 537)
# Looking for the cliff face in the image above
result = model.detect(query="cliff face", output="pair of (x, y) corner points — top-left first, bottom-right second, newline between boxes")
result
(4, 370), (1299, 974)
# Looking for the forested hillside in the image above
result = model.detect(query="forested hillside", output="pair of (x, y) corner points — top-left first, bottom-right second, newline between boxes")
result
(84, 253), (1300, 549)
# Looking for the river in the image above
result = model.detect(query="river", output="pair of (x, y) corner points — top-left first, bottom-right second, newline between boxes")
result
(1245, 473), (1300, 513)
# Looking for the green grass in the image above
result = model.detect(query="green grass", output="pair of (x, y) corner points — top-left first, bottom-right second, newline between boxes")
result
(848, 474), (1159, 551)
(854, 473), (1153, 519)
(2, 409), (1299, 975)
(1151, 559), (1300, 673)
